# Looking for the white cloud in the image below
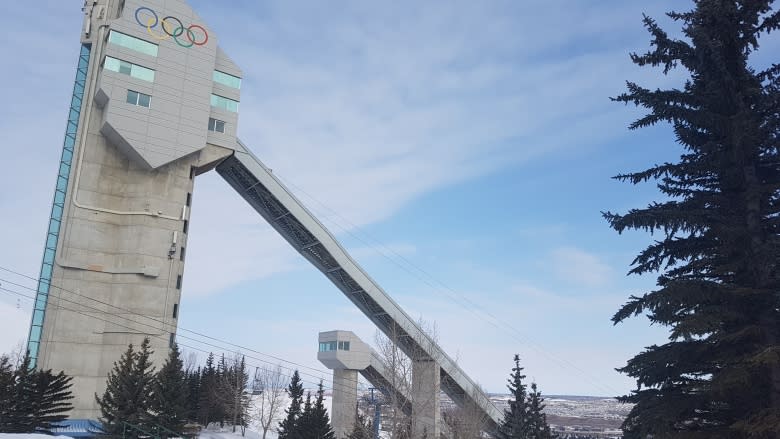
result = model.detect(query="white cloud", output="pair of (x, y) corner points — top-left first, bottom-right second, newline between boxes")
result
(548, 247), (614, 287)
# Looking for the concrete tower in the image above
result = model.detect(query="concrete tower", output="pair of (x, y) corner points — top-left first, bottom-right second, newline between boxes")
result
(317, 331), (372, 439)
(30, 0), (242, 419)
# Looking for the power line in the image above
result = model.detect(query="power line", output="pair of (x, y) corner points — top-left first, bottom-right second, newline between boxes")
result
(278, 177), (622, 396)
(0, 274), (369, 394)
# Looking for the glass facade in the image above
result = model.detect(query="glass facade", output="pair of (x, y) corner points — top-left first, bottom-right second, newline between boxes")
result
(104, 56), (155, 82)
(211, 94), (239, 112)
(27, 44), (92, 367)
(213, 70), (241, 89)
(318, 341), (351, 352)
(108, 30), (158, 57)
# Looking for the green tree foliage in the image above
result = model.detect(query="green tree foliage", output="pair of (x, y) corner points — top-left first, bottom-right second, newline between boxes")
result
(346, 413), (374, 439)
(185, 366), (201, 422)
(606, 1), (780, 437)
(151, 343), (189, 436)
(297, 392), (313, 439)
(0, 352), (73, 434)
(497, 355), (554, 439)
(278, 370), (305, 439)
(198, 353), (220, 426)
(301, 382), (335, 439)
(95, 338), (156, 436)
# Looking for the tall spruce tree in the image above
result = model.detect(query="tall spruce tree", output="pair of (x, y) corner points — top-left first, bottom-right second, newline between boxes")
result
(197, 353), (217, 426)
(297, 392), (313, 439)
(96, 338), (156, 436)
(304, 382), (335, 439)
(497, 355), (554, 439)
(278, 370), (305, 439)
(151, 343), (188, 436)
(186, 366), (202, 422)
(606, 1), (780, 437)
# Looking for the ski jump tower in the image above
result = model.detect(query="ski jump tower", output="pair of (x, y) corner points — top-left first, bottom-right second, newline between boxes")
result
(31, 0), (502, 431)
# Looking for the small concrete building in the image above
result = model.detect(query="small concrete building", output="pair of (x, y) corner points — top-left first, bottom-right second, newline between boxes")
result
(318, 331), (373, 439)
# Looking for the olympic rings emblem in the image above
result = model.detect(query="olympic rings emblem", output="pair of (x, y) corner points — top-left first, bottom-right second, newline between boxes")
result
(134, 7), (208, 48)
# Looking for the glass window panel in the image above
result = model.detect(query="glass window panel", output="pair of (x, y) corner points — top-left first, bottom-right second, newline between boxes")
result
(32, 310), (45, 326)
(54, 190), (65, 205)
(60, 162), (70, 176)
(43, 248), (56, 265)
(108, 30), (158, 57)
(118, 60), (132, 75)
(52, 205), (63, 219)
(343, 341), (350, 351)
(62, 149), (73, 163)
(211, 94), (239, 112)
(41, 263), (53, 279)
(29, 326), (42, 342)
(104, 56), (121, 72)
(126, 90), (138, 105)
(46, 234), (57, 249)
(48, 219), (60, 234)
(215, 120), (225, 133)
(213, 70), (242, 89)
(56, 176), (68, 191)
(137, 93), (151, 108)
(132, 65), (155, 82)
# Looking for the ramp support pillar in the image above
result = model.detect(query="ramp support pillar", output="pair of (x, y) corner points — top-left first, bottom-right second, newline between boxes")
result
(412, 359), (440, 439)
(332, 368), (359, 439)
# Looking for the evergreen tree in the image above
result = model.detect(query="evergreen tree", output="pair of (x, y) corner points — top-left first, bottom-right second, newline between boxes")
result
(198, 353), (218, 426)
(186, 366), (201, 422)
(0, 353), (73, 434)
(497, 355), (554, 439)
(0, 356), (13, 426)
(526, 383), (552, 439)
(297, 392), (313, 439)
(346, 414), (373, 439)
(305, 382), (335, 439)
(27, 366), (74, 433)
(151, 343), (188, 436)
(606, 1), (780, 437)
(96, 338), (156, 436)
(278, 370), (305, 439)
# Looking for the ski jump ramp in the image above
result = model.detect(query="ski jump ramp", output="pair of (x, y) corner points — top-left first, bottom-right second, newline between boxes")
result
(218, 142), (503, 435)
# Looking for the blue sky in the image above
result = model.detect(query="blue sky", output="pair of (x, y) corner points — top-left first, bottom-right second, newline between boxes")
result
(1, 1), (776, 397)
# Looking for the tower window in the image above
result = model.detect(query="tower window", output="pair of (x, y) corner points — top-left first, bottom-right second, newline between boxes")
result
(172, 303), (178, 319)
(186, 193), (192, 206)
(126, 90), (151, 108)
(108, 30), (158, 57)
(208, 117), (226, 133)
(180, 246), (186, 261)
(213, 70), (241, 89)
(210, 94), (239, 112)
(176, 275), (182, 290)
(169, 333), (175, 348)
(104, 56), (155, 82)
(183, 219), (189, 234)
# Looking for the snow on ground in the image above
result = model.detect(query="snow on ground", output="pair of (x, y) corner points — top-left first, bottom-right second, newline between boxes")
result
(0, 435), (73, 439)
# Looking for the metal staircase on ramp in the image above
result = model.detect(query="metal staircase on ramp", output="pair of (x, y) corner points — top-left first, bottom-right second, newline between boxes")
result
(215, 140), (503, 430)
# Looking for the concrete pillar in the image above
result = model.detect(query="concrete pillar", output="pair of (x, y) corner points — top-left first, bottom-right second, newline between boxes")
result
(412, 359), (440, 439)
(332, 368), (359, 439)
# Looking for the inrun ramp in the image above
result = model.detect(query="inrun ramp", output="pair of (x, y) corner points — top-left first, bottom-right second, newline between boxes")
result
(217, 141), (503, 429)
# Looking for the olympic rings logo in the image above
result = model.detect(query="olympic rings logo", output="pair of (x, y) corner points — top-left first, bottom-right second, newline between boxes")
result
(134, 7), (208, 48)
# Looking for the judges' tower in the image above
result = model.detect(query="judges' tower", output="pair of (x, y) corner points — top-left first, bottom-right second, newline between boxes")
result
(30, 0), (242, 419)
